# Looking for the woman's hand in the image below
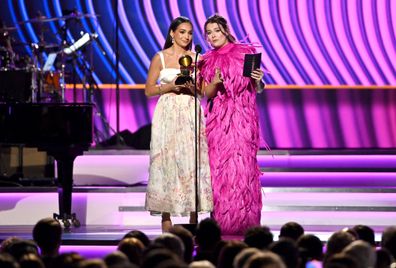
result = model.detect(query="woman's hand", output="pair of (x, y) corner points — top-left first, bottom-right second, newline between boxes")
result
(203, 68), (223, 99)
(170, 77), (182, 93)
(251, 68), (264, 83)
(251, 68), (265, 93)
(183, 80), (195, 94)
(213, 68), (223, 85)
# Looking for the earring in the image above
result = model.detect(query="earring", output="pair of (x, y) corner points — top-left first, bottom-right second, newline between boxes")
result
(171, 37), (174, 43)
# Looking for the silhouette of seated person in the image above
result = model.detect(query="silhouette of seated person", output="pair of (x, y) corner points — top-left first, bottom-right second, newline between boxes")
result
(32, 217), (62, 268)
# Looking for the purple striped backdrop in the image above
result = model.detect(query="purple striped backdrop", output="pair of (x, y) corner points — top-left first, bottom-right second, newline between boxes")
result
(1, 0), (395, 149)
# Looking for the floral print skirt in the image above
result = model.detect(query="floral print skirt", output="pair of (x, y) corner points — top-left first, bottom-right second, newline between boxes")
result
(145, 93), (213, 216)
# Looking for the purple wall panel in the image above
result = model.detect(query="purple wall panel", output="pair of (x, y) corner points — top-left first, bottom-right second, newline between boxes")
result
(65, 87), (396, 149)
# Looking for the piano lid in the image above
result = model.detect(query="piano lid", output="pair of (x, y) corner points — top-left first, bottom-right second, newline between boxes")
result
(0, 103), (93, 146)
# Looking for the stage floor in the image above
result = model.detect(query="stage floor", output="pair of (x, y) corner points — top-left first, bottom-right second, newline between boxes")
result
(0, 149), (395, 258)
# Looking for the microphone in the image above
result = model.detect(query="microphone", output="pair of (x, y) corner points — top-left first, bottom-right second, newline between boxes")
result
(195, 44), (202, 54)
(193, 44), (202, 78)
(193, 45), (201, 87)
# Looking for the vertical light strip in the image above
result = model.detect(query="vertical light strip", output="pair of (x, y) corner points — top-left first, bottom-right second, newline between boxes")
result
(265, 90), (293, 147)
(330, 0), (362, 84)
(17, 0), (38, 43)
(114, 1), (140, 130)
(260, 1), (301, 84)
(216, 0), (237, 43)
(372, 92), (392, 147)
(308, 0), (351, 84)
(118, 1), (150, 67)
(169, 0), (181, 20)
(229, 0), (246, 39)
(239, 0), (285, 84)
(290, 0), (329, 84)
(244, 0), (289, 145)
(338, 0), (374, 84)
(79, 0), (102, 84)
(104, 0), (134, 83)
(353, 90), (376, 148)
(348, 0), (384, 84)
(182, 0), (206, 50)
(279, 0), (321, 84)
(193, 0), (209, 51)
(377, 0), (396, 82)
(255, 0), (287, 84)
(53, 0), (79, 55)
(321, 93), (340, 147)
(361, 0), (392, 84)
(42, 1), (60, 45)
(301, 91), (327, 147)
(387, 91), (396, 147)
(144, 0), (165, 49)
(298, 0), (340, 84)
(7, 0), (30, 55)
(275, 1), (311, 84)
(86, 0), (114, 80)
(391, 0), (396, 48)
(284, 92), (305, 147)
(72, 1), (95, 80)
(328, 0), (367, 84)
(336, 91), (360, 148)
(360, 0), (389, 84)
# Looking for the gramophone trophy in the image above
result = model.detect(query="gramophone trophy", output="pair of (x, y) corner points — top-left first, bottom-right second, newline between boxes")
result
(175, 55), (194, 85)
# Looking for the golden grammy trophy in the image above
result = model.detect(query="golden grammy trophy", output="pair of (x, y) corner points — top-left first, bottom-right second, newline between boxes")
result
(175, 55), (193, 85)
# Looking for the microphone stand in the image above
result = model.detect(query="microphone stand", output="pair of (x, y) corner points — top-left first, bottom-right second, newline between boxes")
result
(193, 47), (201, 225)
(175, 45), (201, 234)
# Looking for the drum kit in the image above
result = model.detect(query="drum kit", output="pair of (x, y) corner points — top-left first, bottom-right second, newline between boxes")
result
(0, 12), (98, 103)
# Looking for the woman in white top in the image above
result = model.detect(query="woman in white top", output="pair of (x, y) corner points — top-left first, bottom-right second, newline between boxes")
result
(144, 16), (213, 232)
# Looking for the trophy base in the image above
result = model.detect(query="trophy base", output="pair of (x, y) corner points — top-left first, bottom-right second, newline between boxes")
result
(175, 75), (193, 85)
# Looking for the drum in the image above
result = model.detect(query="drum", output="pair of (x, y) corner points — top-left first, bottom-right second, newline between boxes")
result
(38, 71), (62, 103)
(0, 48), (13, 70)
(43, 71), (61, 93)
(13, 54), (33, 70)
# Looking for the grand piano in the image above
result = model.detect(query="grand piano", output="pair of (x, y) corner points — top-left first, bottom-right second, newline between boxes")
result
(0, 103), (93, 228)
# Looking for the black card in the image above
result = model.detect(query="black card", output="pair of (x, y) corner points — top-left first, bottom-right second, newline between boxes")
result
(243, 53), (261, 77)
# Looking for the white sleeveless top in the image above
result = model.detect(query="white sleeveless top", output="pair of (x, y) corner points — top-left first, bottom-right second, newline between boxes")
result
(158, 51), (179, 84)
(158, 51), (196, 85)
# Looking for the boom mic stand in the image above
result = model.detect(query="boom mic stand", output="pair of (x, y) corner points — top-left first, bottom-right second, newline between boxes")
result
(72, 46), (122, 146)
(112, 0), (127, 148)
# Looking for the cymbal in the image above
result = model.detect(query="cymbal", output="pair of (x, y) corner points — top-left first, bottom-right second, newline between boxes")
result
(0, 27), (17, 33)
(12, 42), (60, 50)
(61, 13), (98, 21)
(18, 16), (61, 24)
(31, 42), (61, 50)
(39, 43), (60, 49)
(18, 13), (98, 25)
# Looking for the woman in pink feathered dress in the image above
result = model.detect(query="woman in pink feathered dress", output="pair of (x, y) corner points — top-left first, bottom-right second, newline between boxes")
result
(198, 14), (265, 235)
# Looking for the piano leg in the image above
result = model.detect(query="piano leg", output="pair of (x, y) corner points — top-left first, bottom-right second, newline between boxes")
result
(51, 152), (81, 228)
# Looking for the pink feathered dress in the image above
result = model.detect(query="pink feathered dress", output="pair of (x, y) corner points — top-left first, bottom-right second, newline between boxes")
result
(198, 43), (262, 235)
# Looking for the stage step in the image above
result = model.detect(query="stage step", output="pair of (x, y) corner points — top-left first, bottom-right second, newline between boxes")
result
(0, 186), (394, 230)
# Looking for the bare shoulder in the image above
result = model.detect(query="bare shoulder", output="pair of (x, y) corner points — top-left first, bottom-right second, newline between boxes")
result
(149, 52), (162, 69)
(151, 52), (161, 62)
